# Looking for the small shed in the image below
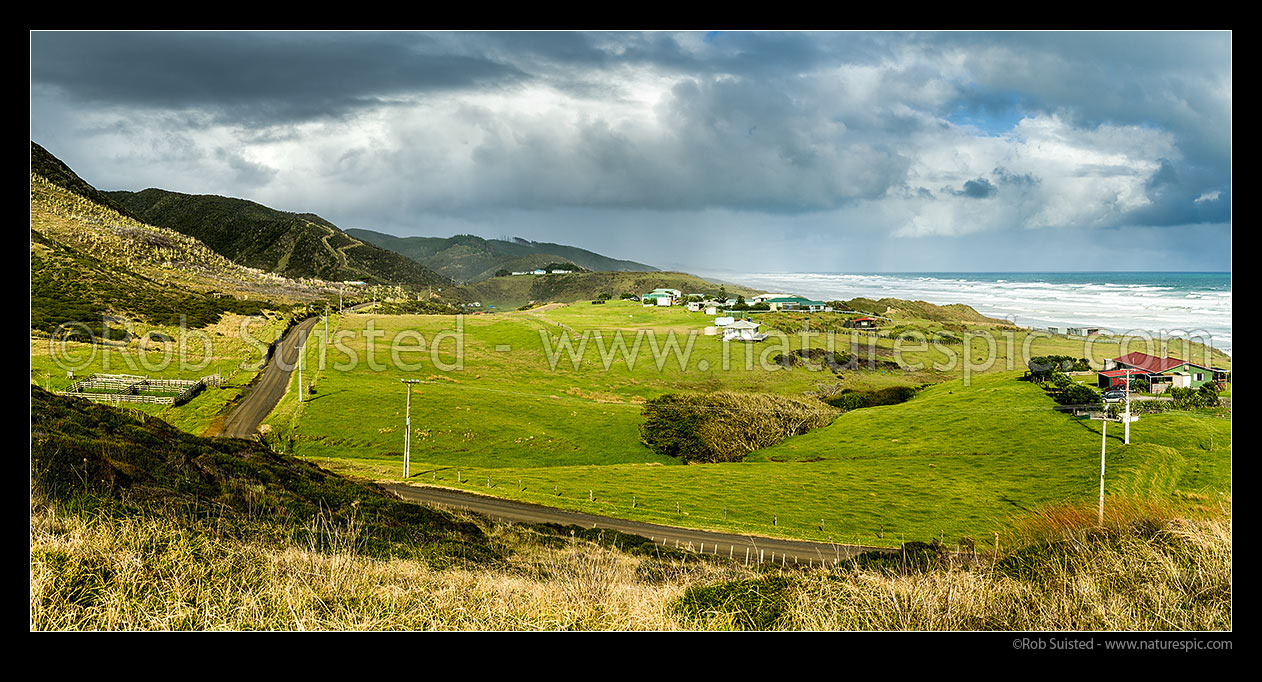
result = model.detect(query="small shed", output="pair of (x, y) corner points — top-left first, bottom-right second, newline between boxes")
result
(723, 320), (765, 342)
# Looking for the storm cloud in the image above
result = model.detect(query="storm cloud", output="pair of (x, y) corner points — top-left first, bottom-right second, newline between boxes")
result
(29, 30), (1231, 272)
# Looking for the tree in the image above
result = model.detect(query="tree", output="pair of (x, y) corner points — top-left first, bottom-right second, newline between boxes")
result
(494, 268), (511, 277)
(1056, 384), (1100, 406)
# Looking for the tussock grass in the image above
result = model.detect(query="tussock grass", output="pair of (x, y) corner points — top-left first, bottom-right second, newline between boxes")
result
(31, 494), (1230, 631)
(29, 497), (742, 631)
(781, 497), (1231, 631)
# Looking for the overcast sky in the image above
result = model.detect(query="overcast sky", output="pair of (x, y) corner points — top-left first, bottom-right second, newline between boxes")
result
(30, 31), (1231, 272)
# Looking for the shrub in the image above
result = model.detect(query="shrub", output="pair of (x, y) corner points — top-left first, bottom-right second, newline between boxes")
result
(1170, 385), (1221, 409)
(673, 576), (793, 630)
(639, 392), (838, 463)
(1055, 384), (1100, 406)
(772, 348), (851, 370)
(1028, 355), (1090, 381)
(822, 386), (918, 411)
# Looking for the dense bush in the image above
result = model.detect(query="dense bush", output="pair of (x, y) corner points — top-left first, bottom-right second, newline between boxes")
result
(1170, 385), (1221, 409)
(1027, 355), (1092, 380)
(822, 386), (919, 411)
(639, 392), (838, 463)
(1055, 384), (1101, 406)
(771, 348), (851, 370)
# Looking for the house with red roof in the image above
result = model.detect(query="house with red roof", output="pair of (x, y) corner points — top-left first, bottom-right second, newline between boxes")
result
(1099, 352), (1227, 392)
(845, 316), (881, 329)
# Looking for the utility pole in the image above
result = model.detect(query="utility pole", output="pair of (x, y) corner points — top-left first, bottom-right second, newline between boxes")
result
(1099, 408), (1107, 525)
(1124, 371), (1132, 445)
(400, 379), (420, 479)
(297, 329), (303, 403)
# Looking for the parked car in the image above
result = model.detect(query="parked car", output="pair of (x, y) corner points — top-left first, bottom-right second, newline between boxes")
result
(1102, 389), (1127, 403)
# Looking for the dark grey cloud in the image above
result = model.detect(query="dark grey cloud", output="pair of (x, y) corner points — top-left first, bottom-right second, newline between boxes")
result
(958, 178), (997, 199)
(29, 31), (1231, 271)
(30, 32), (526, 125)
(994, 167), (1038, 186)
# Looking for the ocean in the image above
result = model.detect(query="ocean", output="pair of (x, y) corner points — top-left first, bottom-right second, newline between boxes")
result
(710, 272), (1233, 355)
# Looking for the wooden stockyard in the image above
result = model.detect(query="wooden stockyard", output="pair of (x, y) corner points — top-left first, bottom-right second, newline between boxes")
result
(58, 373), (221, 406)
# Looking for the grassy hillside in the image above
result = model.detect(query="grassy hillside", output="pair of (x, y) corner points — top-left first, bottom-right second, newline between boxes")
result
(461, 271), (760, 309)
(29, 144), (350, 436)
(31, 387), (498, 563)
(30, 387), (1230, 630)
(270, 301), (1230, 547)
(347, 229), (657, 283)
(31, 142), (140, 221)
(109, 189), (454, 290)
(30, 163), (328, 334)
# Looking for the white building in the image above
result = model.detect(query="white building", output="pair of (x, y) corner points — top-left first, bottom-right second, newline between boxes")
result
(723, 319), (766, 342)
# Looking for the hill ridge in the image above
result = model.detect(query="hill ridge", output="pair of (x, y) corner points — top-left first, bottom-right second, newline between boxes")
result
(108, 188), (454, 290)
(347, 228), (657, 284)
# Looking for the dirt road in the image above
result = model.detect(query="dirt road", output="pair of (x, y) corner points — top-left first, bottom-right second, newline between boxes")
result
(383, 483), (892, 566)
(215, 316), (319, 438)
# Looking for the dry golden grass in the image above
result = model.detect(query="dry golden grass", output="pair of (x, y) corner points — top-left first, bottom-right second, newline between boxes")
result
(30, 495), (1230, 631)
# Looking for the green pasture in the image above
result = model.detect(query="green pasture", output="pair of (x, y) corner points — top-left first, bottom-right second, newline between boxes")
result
(271, 303), (1231, 546)
(29, 312), (291, 435)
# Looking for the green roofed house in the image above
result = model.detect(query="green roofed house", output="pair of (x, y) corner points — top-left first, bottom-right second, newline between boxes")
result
(764, 296), (832, 312)
(642, 290), (677, 306)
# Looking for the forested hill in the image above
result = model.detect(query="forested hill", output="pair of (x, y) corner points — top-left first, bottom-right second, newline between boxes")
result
(108, 189), (453, 289)
(348, 229), (657, 284)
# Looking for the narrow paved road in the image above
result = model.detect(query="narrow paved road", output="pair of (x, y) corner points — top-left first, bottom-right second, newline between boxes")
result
(216, 316), (319, 438)
(383, 483), (892, 567)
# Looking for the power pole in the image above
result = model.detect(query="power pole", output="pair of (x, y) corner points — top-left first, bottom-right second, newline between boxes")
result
(400, 379), (420, 478)
(297, 329), (303, 403)
(1099, 410), (1107, 525)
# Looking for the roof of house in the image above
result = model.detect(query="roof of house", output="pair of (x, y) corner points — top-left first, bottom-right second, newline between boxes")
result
(1098, 368), (1150, 378)
(1112, 352), (1213, 373)
(727, 320), (761, 329)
